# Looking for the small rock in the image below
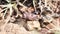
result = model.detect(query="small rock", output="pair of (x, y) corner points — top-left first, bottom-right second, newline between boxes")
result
(26, 21), (41, 31)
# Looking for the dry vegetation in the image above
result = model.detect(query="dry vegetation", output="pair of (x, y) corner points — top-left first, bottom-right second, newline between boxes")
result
(0, 0), (60, 34)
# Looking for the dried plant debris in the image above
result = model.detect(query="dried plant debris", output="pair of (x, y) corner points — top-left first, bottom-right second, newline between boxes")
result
(0, 0), (60, 34)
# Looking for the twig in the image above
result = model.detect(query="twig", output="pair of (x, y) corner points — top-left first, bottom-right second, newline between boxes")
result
(33, 0), (37, 12)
